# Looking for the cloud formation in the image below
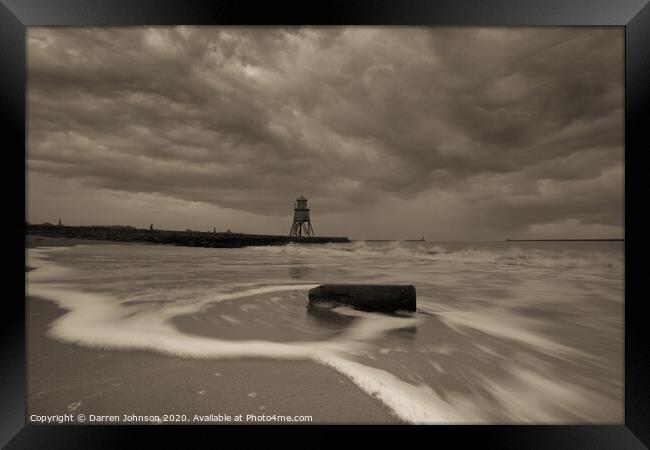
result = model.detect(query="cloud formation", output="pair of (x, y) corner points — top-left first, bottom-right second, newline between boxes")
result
(27, 27), (623, 239)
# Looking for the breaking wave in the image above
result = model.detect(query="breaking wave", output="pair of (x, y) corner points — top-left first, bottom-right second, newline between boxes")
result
(251, 240), (622, 270)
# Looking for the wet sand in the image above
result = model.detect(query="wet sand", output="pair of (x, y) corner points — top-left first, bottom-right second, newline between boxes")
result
(26, 236), (399, 424)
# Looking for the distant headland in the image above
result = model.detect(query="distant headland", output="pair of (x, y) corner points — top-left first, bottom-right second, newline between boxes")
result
(505, 238), (624, 242)
(26, 223), (350, 248)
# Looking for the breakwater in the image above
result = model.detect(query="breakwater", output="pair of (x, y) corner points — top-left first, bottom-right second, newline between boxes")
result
(26, 224), (350, 248)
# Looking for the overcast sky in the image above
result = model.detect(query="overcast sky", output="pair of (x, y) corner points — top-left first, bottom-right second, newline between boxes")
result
(27, 27), (623, 240)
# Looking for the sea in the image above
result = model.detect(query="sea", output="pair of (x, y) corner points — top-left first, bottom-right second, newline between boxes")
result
(26, 240), (624, 424)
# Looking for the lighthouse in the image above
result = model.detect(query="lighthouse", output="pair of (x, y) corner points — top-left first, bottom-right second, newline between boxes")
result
(289, 193), (315, 237)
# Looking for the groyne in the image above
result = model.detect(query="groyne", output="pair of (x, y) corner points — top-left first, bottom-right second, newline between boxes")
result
(26, 224), (350, 248)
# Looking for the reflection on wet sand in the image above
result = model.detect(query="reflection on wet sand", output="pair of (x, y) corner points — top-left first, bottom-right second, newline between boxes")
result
(289, 265), (312, 279)
(306, 304), (356, 329)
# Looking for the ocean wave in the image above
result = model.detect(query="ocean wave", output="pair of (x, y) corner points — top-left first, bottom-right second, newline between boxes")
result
(251, 240), (622, 270)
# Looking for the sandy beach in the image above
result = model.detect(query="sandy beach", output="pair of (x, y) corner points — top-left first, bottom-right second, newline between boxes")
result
(26, 235), (624, 424)
(26, 236), (399, 425)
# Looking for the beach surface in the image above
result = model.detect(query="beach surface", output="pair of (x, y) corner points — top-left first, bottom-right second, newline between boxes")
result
(26, 235), (623, 424)
(26, 236), (398, 424)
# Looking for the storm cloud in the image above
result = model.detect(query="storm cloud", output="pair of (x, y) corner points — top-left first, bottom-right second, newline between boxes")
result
(27, 27), (623, 239)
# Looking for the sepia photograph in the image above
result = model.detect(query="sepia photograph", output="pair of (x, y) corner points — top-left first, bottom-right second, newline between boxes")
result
(25, 26), (624, 425)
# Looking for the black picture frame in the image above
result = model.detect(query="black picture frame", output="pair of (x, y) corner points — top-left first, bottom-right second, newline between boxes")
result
(2, 0), (648, 447)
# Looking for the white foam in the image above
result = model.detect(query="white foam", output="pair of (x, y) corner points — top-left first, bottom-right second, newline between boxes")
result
(438, 308), (587, 358)
(27, 247), (74, 283)
(315, 354), (483, 423)
(30, 280), (455, 423)
(249, 241), (622, 270)
(29, 248), (448, 421)
(332, 306), (422, 343)
(26, 245), (620, 424)
(476, 365), (622, 423)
